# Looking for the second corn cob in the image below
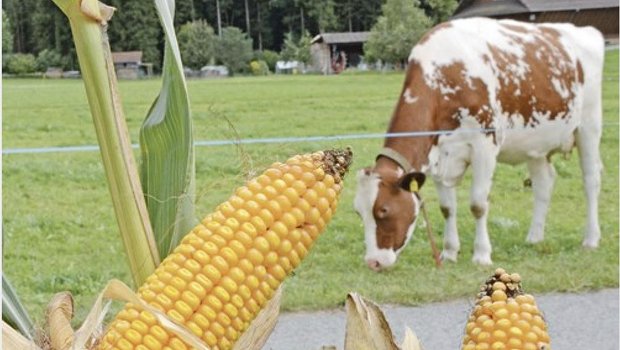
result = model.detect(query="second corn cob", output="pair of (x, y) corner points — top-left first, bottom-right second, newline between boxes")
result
(98, 149), (353, 350)
(462, 268), (551, 350)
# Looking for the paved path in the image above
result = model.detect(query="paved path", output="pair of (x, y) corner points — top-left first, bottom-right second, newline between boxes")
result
(263, 289), (619, 350)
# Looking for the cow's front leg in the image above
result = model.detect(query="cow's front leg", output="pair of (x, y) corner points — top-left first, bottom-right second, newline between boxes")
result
(470, 148), (497, 265)
(526, 158), (556, 243)
(435, 181), (459, 262)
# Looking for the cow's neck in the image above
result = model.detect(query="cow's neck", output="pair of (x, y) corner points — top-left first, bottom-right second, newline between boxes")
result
(381, 69), (436, 173)
(382, 132), (434, 173)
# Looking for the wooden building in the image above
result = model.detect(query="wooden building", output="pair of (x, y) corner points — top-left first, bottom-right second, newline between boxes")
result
(111, 51), (153, 79)
(310, 32), (370, 74)
(452, 0), (619, 42)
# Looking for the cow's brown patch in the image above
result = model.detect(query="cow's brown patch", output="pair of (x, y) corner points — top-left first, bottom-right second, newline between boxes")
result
(470, 204), (485, 219)
(435, 62), (493, 130)
(440, 206), (450, 219)
(371, 163), (416, 250)
(489, 24), (579, 126)
(577, 60), (584, 84)
(503, 23), (529, 34)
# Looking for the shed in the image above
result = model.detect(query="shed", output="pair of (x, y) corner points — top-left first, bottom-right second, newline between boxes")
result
(452, 0), (619, 42)
(111, 51), (154, 79)
(310, 32), (370, 74)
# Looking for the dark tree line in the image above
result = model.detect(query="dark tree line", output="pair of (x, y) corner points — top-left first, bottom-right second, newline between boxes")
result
(2, 0), (456, 71)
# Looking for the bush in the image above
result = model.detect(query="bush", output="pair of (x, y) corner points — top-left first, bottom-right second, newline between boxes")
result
(178, 20), (216, 70)
(249, 60), (270, 75)
(215, 27), (253, 76)
(5, 54), (37, 75)
(36, 49), (63, 71)
(253, 50), (279, 72)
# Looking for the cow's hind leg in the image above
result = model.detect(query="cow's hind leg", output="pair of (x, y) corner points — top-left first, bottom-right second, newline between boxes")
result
(470, 146), (497, 265)
(576, 125), (602, 248)
(526, 158), (556, 243)
(435, 181), (459, 262)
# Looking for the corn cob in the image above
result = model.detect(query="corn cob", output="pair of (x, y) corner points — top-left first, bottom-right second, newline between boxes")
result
(97, 149), (352, 350)
(462, 268), (551, 350)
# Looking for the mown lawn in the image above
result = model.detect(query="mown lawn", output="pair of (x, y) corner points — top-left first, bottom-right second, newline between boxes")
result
(3, 50), (618, 326)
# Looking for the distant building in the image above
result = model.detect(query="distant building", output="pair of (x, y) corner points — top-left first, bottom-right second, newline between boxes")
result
(310, 32), (370, 74)
(111, 51), (153, 79)
(452, 0), (619, 42)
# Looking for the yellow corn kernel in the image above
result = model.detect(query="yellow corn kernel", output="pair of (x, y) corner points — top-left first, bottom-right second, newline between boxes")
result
(124, 329), (142, 345)
(167, 309), (185, 324)
(223, 304), (239, 319)
(230, 295), (245, 309)
(168, 338), (188, 350)
(220, 247), (238, 266)
(198, 305), (217, 321)
(203, 265), (222, 281)
(220, 276), (238, 294)
(175, 300), (194, 319)
(194, 274), (214, 291)
(184, 258), (202, 274)
(206, 295), (223, 311)
(116, 338), (134, 350)
(238, 259), (254, 275)
(186, 321), (203, 337)
(203, 331), (218, 347)
(143, 334), (162, 350)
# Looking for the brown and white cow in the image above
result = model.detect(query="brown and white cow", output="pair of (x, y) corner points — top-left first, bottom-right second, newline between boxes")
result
(354, 18), (604, 270)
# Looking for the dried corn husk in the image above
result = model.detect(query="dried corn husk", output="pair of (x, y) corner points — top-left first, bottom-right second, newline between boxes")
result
(344, 292), (423, 350)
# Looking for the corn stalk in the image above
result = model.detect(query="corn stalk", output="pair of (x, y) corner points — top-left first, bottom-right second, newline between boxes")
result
(50, 0), (159, 286)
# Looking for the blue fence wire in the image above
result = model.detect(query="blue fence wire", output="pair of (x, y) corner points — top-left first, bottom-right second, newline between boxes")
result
(3, 123), (619, 155)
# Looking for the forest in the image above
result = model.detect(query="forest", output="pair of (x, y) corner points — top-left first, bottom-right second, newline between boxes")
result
(2, 0), (457, 72)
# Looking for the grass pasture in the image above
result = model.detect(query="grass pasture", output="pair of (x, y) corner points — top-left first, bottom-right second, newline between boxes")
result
(2, 50), (618, 326)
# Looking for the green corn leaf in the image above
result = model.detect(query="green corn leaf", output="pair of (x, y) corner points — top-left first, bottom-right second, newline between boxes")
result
(141, 0), (196, 258)
(2, 274), (34, 340)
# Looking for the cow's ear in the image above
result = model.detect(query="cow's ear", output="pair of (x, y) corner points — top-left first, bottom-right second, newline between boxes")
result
(399, 172), (426, 192)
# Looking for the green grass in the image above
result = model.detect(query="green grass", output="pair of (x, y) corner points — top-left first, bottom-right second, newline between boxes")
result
(3, 51), (618, 326)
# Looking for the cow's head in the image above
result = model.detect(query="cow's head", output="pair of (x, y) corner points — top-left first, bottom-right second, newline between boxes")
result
(354, 165), (426, 271)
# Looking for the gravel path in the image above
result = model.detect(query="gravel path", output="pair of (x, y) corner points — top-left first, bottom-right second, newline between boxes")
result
(263, 288), (619, 350)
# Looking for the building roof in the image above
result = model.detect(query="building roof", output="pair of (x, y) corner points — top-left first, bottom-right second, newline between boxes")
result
(522, 0), (618, 12)
(453, 0), (618, 18)
(311, 32), (371, 45)
(111, 51), (143, 64)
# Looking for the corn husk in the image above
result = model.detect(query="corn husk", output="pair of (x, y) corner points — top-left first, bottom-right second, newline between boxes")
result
(344, 292), (423, 350)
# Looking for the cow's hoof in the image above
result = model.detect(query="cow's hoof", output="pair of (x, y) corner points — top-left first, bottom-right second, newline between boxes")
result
(526, 231), (544, 244)
(582, 239), (599, 249)
(440, 250), (459, 262)
(472, 254), (493, 266)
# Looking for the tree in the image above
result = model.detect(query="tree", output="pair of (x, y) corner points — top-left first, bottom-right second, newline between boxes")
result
(106, 0), (163, 70)
(3, 0), (37, 53)
(280, 31), (312, 64)
(307, 0), (338, 33)
(178, 20), (216, 70)
(215, 26), (253, 75)
(2, 10), (13, 54)
(364, 0), (432, 66)
(174, 0), (196, 28)
(419, 0), (458, 23)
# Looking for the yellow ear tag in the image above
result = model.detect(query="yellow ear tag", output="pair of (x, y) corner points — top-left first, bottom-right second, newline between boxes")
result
(409, 181), (419, 193)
